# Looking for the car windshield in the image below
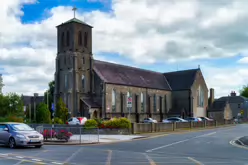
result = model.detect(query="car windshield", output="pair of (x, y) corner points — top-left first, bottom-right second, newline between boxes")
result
(10, 124), (33, 131)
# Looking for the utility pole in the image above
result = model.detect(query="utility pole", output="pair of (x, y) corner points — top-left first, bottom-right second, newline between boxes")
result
(47, 90), (49, 109)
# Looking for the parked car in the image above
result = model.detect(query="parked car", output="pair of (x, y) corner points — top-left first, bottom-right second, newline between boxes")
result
(199, 117), (214, 121)
(66, 117), (87, 125)
(162, 117), (188, 123)
(143, 118), (157, 123)
(185, 117), (202, 122)
(0, 122), (44, 148)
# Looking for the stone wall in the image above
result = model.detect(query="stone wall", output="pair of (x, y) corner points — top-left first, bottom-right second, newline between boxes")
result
(104, 84), (172, 122)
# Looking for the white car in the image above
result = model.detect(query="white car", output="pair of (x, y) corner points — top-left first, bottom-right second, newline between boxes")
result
(162, 117), (188, 123)
(66, 117), (87, 125)
(143, 118), (158, 123)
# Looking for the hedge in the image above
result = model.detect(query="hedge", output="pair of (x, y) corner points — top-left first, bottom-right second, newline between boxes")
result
(84, 117), (131, 129)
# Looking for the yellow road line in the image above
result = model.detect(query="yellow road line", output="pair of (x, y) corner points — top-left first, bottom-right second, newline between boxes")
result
(106, 150), (112, 165)
(144, 153), (156, 165)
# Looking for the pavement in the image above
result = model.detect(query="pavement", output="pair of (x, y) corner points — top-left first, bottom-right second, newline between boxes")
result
(0, 124), (248, 164)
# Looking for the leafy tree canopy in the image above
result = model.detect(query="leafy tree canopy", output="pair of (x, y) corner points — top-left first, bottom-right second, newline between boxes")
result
(36, 103), (51, 124)
(239, 85), (248, 98)
(56, 98), (68, 124)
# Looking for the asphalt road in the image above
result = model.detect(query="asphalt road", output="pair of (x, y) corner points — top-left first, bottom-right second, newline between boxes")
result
(0, 124), (248, 165)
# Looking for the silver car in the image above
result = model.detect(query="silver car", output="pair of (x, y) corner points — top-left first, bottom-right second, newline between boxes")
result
(0, 122), (44, 148)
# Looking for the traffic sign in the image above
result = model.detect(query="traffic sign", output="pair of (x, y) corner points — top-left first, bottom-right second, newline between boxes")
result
(51, 103), (55, 112)
(127, 96), (132, 108)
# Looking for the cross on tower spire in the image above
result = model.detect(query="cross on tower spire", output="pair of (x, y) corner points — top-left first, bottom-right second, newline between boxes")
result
(72, 6), (77, 18)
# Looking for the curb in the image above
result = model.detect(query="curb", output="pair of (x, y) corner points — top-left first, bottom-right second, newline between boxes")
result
(44, 142), (99, 145)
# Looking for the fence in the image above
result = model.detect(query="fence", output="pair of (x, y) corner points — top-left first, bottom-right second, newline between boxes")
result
(32, 125), (130, 144)
(131, 120), (234, 134)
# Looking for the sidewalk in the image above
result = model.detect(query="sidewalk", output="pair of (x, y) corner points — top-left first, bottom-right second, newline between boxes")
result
(44, 134), (146, 145)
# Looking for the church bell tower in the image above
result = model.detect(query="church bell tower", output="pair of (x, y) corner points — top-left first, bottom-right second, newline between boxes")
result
(54, 7), (93, 116)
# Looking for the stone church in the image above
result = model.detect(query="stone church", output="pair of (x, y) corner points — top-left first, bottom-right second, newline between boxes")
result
(54, 17), (209, 122)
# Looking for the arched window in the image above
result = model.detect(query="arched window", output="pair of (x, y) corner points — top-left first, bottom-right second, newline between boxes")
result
(66, 31), (70, 46)
(127, 91), (132, 111)
(64, 74), (68, 89)
(61, 32), (65, 47)
(84, 32), (88, 47)
(82, 75), (85, 89)
(78, 31), (82, 45)
(82, 57), (85, 64)
(198, 86), (204, 107)
(141, 92), (144, 112)
(153, 94), (156, 112)
(112, 89), (116, 112)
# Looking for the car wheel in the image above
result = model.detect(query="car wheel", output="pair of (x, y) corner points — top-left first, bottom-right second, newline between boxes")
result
(9, 137), (16, 149)
(35, 145), (42, 148)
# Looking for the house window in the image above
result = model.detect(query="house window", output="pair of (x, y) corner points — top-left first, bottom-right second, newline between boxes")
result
(198, 86), (204, 107)
(78, 31), (82, 46)
(127, 91), (132, 111)
(64, 74), (68, 89)
(164, 95), (167, 113)
(82, 75), (85, 89)
(153, 94), (156, 112)
(61, 32), (65, 47)
(84, 32), (88, 47)
(112, 89), (116, 112)
(66, 31), (70, 46)
(141, 92), (144, 112)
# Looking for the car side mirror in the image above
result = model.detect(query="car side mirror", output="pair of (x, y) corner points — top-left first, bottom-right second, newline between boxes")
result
(3, 128), (8, 131)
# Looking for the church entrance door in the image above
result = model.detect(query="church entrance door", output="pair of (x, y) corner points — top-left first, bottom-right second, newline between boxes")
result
(93, 110), (97, 118)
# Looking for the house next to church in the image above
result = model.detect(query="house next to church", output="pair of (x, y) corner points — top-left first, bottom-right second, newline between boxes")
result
(54, 16), (209, 123)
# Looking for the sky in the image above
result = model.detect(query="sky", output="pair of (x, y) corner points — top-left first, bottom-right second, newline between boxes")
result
(1, 0), (248, 98)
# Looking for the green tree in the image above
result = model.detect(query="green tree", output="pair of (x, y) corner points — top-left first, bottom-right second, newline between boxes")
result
(56, 98), (68, 124)
(44, 80), (55, 111)
(0, 94), (9, 116)
(239, 85), (248, 98)
(5, 93), (24, 117)
(36, 103), (51, 124)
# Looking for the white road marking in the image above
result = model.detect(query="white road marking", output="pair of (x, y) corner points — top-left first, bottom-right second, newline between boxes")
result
(64, 148), (82, 163)
(144, 153), (157, 165)
(52, 162), (64, 165)
(16, 156), (23, 159)
(106, 150), (112, 165)
(188, 157), (204, 165)
(146, 132), (216, 152)
(31, 158), (42, 161)
(0, 154), (8, 156)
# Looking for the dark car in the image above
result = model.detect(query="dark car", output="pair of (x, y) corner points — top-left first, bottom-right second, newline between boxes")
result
(0, 122), (44, 148)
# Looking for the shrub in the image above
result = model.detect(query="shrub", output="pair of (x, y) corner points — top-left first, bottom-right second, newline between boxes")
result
(42, 130), (56, 139)
(102, 117), (131, 129)
(54, 117), (63, 124)
(6, 116), (23, 123)
(93, 118), (103, 127)
(84, 119), (98, 128)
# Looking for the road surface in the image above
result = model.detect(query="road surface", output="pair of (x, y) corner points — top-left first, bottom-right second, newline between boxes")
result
(0, 124), (248, 165)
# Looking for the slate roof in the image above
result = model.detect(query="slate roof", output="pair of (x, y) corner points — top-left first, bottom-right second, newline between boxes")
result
(81, 98), (102, 108)
(93, 60), (171, 90)
(22, 96), (44, 106)
(207, 100), (226, 112)
(163, 69), (199, 90)
(57, 18), (93, 28)
(217, 96), (248, 103)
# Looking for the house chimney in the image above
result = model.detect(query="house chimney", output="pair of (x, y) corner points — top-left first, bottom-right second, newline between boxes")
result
(209, 88), (214, 106)
(230, 91), (236, 97)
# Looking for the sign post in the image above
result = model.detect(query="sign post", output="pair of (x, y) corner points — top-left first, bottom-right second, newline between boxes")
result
(51, 103), (55, 128)
(127, 97), (132, 120)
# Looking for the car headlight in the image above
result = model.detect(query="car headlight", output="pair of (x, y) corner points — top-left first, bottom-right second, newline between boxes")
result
(16, 134), (26, 139)
(39, 135), (44, 140)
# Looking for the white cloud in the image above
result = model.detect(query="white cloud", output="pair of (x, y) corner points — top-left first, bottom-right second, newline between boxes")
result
(0, 0), (248, 98)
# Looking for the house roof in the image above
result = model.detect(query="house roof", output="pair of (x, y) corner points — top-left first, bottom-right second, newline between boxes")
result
(217, 96), (248, 103)
(81, 98), (102, 108)
(93, 60), (171, 90)
(163, 69), (199, 90)
(56, 18), (93, 28)
(207, 100), (226, 112)
(22, 96), (44, 106)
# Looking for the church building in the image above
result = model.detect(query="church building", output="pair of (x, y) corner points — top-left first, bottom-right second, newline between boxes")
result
(54, 15), (209, 122)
